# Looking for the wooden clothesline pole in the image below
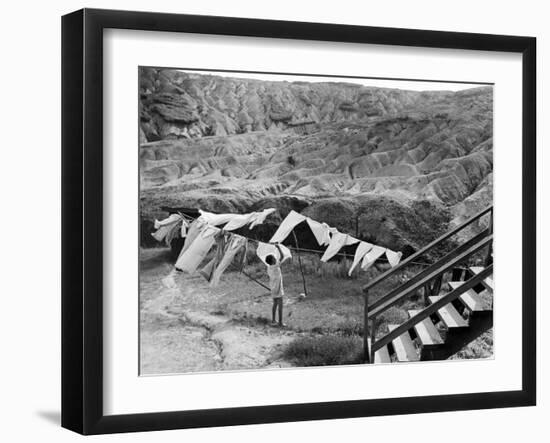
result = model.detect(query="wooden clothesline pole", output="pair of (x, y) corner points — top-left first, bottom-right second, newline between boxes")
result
(291, 230), (309, 297)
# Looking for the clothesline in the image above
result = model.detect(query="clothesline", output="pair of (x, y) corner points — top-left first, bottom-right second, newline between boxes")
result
(151, 209), (433, 295)
(176, 212), (430, 267)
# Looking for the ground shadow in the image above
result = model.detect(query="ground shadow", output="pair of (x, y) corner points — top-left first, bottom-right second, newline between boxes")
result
(36, 410), (60, 426)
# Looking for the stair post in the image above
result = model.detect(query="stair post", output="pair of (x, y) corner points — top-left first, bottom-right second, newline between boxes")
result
(432, 274), (443, 295)
(363, 291), (371, 363)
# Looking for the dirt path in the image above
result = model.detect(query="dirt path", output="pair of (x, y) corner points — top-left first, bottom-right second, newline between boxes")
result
(139, 251), (301, 375)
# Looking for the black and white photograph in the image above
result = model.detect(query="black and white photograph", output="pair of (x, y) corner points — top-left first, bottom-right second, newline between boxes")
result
(139, 67), (494, 375)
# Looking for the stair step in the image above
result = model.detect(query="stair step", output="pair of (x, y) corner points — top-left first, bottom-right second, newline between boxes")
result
(428, 296), (469, 328)
(469, 266), (494, 291)
(387, 325), (420, 362)
(448, 281), (491, 312)
(366, 339), (393, 364)
(408, 310), (444, 346)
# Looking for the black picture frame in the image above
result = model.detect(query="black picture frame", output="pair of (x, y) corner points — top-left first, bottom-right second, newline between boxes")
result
(61, 8), (537, 435)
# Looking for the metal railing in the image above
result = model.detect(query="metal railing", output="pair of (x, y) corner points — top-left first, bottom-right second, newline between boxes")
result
(363, 206), (493, 363)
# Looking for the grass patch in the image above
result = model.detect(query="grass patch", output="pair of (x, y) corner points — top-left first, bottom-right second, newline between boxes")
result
(336, 319), (364, 337)
(283, 335), (363, 366)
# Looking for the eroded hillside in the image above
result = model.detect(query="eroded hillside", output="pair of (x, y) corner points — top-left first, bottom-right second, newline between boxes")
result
(139, 68), (493, 252)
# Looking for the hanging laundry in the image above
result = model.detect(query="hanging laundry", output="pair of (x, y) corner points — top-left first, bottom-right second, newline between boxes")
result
(198, 210), (235, 227)
(256, 242), (292, 265)
(210, 235), (248, 287)
(237, 238), (249, 272)
(386, 249), (403, 267)
(306, 218), (335, 246)
(320, 232), (359, 262)
(151, 213), (184, 244)
(269, 210), (306, 243)
(164, 220), (185, 246)
(199, 231), (229, 283)
(198, 208), (276, 231)
(175, 224), (218, 273)
(237, 238), (249, 271)
(153, 213), (181, 229)
(249, 208), (277, 229)
(277, 244), (293, 263)
(361, 245), (386, 271)
(256, 242), (277, 264)
(276, 244), (293, 263)
(223, 213), (255, 231)
(348, 241), (374, 276)
(180, 219), (188, 237)
(178, 218), (206, 256)
(151, 223), (176, 244)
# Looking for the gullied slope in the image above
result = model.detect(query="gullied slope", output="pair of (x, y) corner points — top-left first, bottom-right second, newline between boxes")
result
(140, 68), (493, 252)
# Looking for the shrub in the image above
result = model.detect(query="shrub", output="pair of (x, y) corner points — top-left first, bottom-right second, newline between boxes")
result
(336, 320), (364, 337)
(283, 335), (363, 366)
